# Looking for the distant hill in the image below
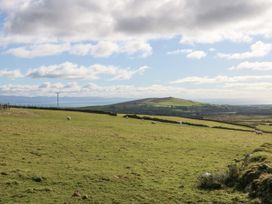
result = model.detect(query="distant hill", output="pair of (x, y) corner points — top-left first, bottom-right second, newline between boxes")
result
(80, 97), (272, 118)
(112, 97), (204, 107)
(80, 97), (210, 117)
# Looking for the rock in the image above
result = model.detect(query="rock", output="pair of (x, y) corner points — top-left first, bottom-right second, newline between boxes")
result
(72, 190), (81, 197)
(82, 195), (89, 200)
(31, 176), (43, 182)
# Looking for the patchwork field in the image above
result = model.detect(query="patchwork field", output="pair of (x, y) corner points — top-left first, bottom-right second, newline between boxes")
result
(1, 108), (272, 203)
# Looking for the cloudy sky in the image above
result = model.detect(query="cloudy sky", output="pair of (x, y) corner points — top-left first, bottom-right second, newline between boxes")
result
(0, 0), (272, 104)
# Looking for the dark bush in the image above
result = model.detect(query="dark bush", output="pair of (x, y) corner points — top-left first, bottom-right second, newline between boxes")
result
(224, 164), (240, 187)
(197, 172), (225, 190)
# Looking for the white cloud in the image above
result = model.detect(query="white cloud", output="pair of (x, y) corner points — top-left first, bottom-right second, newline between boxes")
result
(223, 82), (272, 90)
(167, 49), (192, 55)
(6, 43), (70, 58)
(167, 49), (207, 59)
(0, 0), (272, 45)
(209, 48), (216, 52)
(38, 82), (82, 93)
(170, 75), (272, 84)
(69, 41), (120, 57)
(0, 82), (82, 96)
(119, 40), (152, 57)
(218, 41), (272, 60)
(186, 51), (207, 59)
(5, 40), (152, 58)
(0, 35), (57, 47)
(0, 82), (187, 97)
(229, 61), (272, 71)
(0, 69), (23, 78)
(26, 62), (148, 80)
(0, 84), (39, 95)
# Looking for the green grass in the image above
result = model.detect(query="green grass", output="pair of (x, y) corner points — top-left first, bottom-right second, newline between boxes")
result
(101, 97), (204, 108)
(257, 125), (272, 132)
(207, 115), (272, 127)
(1, 108), (272, 203)
(139, 115), (254, 131)
(142, 97), (203, 107)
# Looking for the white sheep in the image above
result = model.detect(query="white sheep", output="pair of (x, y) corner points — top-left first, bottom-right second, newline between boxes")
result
(255, 130), (263, 135)
(202, 172), (211, 177)
(67, 116), (72, 121)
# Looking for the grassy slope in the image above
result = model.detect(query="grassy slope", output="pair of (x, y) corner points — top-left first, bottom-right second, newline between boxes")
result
(257, 125), (272, 132)
(207, 115), (272, 132)
(86, 97), (204, 110)
(139, 115), (254, 131)
(207, 115), (272, 125)
(140, 97), (204, 107)
(1, 109), (272, 203)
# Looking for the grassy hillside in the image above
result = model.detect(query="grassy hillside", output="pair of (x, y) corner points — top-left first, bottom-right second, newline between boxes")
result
(207, 115), (272, 132)
(1, 108), (272, 203)
(115, 97), (204, 107)
(138, 115), (254, 131)
(81, 97), (272, 119)
(80, 97), (209, 117)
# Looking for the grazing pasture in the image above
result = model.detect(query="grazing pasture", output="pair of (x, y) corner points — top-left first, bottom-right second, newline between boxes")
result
(138, 115), (255, 131)
(1, 108), (272, 203)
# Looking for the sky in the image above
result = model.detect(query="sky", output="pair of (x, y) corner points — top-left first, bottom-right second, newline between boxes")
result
(0, 0), (272, 104)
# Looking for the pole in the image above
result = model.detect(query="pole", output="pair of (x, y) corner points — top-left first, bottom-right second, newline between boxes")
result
(56, 92), (60, 108)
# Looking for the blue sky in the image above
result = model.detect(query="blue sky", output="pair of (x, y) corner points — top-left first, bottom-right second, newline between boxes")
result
(0, 0), (272, 104)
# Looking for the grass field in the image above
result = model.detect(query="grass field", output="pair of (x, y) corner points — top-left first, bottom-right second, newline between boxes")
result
(87, 97), (205, 112)
(138, 115), (254, 131)
(207, 115), (272, 126)
(1, 108), (272, 203)
(207, 114), (272, 133)
(257, 125), (272, 132)
(142, 97), (204, 107)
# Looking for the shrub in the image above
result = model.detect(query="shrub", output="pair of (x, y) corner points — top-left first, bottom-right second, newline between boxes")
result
(225, 164), (240, 187)
(197, 172), (225, 190)
(249, 173), (272, 204)
(239, 163), (272, 189)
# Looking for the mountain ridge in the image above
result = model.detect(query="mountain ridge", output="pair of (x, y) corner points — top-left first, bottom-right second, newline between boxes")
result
(80, 97), (272, 117)
(101, 97), (205, 107)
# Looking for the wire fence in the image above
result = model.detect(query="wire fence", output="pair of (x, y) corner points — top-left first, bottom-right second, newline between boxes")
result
(0, 104), (11, 110)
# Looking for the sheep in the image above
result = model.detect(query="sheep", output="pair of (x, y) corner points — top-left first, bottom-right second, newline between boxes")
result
(67, 116), (72, 121)
(202, 172), (212, 177)
(255, 130), (263, 135)
(179, 121), (183, 125)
